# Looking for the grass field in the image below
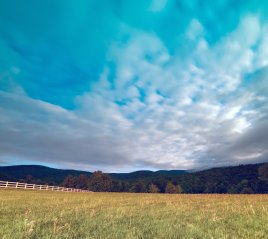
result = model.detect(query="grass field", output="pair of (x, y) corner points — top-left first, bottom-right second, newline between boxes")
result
(0, 189), (268, 239)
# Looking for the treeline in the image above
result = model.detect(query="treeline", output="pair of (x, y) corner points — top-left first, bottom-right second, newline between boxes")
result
(62, 171), (182, 193)
(174, 163), (268, 194)
(2, 163), (268, 194)
(60, 163), (268, 194)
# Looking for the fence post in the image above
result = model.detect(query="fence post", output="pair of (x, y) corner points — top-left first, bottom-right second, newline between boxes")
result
(16, 182), (18, 188)
(5, 181), (8, 188)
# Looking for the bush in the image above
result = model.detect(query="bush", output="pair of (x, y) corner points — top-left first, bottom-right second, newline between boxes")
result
(148, 184), (159, 193)
(165, 182), (182, 194)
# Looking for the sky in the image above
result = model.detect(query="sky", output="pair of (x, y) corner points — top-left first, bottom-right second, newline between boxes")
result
(0, 0), (268, 172)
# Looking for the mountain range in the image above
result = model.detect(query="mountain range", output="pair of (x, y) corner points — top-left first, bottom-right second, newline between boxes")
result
(0, 164), (188, 183)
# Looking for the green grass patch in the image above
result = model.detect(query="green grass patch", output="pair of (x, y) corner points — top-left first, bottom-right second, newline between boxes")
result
(0, 189), (268, 238)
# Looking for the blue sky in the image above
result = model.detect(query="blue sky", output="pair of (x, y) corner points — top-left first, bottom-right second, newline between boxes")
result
(0, 0), (268, 172)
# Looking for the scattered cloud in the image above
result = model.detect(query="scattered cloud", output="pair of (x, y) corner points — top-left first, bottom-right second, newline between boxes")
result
(0, 1), (268, 172)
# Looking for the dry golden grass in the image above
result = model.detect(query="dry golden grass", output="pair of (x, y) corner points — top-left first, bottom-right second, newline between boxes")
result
(0, 189), (268, 238)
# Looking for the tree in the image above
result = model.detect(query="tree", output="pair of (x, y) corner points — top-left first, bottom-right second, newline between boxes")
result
(215, 184), (227, 194)
(165, 182), (182, 194)
(227, 185), (239, 194)
(148, 183), (159, 193)
(76, 174), (89, 189)
(258, 164), (268, 181)
(153, 179), (167, 193)
(131, 181), (147, 193)
(63, 175), (76, 188)
(88, 171), (113, 192)
(112, 180), (130, 192)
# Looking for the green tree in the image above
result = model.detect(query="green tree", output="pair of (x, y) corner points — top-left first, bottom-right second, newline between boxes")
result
(165, 182), (182, 194)
(88, 171), (113, 192)
(148, 183), (159, 193)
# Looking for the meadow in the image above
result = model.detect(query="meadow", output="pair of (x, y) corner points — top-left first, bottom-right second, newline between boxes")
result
(0, 189), (268, 239)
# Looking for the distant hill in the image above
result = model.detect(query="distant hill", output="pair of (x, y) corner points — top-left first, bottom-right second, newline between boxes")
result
(0, 165), (91, 184)
(110, 170), (188, 180)
(0, 165), (188, 183)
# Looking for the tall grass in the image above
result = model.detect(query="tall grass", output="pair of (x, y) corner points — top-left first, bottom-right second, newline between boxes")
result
(0, 189), (268, 238)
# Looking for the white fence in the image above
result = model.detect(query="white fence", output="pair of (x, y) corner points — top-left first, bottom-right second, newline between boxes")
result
(0, 180), (90, 193)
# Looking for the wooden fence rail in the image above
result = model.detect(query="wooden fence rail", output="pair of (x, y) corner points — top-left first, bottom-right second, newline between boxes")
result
(0, 181), (91, 193)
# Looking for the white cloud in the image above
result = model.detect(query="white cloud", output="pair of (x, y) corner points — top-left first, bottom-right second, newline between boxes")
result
(186, 19), (204, 40)
(1, 14), (268, 172)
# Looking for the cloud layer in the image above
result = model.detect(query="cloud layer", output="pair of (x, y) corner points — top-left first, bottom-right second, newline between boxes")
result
(0, 0), (268, 172)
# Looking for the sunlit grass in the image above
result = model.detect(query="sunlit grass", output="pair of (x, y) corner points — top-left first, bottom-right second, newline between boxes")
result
(0, 189), (268, 238)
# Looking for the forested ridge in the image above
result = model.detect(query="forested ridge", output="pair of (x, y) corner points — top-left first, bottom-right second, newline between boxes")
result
(1, 163), (268, 194)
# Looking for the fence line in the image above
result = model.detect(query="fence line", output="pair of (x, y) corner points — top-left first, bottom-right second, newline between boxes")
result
(0, 181), (91, 193)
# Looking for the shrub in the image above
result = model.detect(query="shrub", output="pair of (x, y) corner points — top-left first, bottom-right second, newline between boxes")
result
(165, 182), (182, 194)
